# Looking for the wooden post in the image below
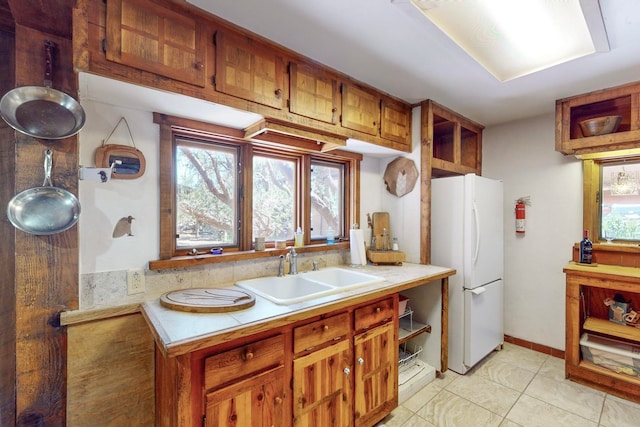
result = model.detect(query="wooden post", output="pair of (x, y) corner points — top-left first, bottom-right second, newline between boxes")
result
(7, 22), (79, 426)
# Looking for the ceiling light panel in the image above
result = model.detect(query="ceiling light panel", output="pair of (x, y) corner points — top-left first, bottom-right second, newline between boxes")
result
(408, 0), (600, 81)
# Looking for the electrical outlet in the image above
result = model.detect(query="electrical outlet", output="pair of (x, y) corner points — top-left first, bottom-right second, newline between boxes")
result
(127, 268), (145, 295)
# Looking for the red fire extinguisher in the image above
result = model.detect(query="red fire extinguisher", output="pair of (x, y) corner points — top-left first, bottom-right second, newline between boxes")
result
(515, 197), (530, 234)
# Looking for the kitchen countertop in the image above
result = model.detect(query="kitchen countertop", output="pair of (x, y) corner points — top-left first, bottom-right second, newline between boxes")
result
(141, 263), (455, 358)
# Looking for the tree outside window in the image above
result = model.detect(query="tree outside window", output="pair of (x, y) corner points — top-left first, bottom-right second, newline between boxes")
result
(175, 138), (239, 249)
(252, 155), (296, 242)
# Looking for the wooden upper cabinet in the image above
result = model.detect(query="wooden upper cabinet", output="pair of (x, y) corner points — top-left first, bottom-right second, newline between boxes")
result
(105, 0), (206, 87)
(426, 100), (483, 177)
(214, 30), (285, 110)
(289, 61), (339, 124)
(556, 81), (640, 156)
(341, 83), (380, 136)
(380, 97), (412, 148)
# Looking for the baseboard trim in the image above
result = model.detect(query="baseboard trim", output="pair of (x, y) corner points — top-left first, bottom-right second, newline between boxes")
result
(504, 335), (565, 359)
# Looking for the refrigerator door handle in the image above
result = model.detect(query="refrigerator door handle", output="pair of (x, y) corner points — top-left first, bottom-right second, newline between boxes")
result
(472, 201), (480, 264)
(465, 287), (486, 295)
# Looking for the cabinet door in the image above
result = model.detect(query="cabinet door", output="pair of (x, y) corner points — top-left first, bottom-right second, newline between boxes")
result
(353, 322), (397, 427)
(289, 61), (339, 124)
(341, 83), (380, 136)
(380, 98), (411, 147)
(105, 0), (205, 87)
(293, 339), (352, 427)
(215, 31), (285, 109)
(205, 366), (286, 427)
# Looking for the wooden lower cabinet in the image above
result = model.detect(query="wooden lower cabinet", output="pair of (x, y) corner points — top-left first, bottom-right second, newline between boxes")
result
(354, 322), (397, 427)
(205, 366), (285, 427)
(293, 339), (352, 427)
(564, 262), (640, 403)
(156, 295), (400, 427)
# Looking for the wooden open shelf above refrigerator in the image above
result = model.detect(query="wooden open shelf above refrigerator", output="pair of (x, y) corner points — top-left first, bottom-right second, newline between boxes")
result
(556, 80), (640, 156)
(425, 100), (484, 177)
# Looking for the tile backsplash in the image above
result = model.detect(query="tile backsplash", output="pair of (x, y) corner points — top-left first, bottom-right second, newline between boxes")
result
(80, 250), (348, 310)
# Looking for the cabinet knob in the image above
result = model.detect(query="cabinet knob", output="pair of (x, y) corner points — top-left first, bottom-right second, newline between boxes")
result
(323, 324), (329, 331)
(343, 367), (350, 375)
(375, 307), (381, 313)
(194, 62), (204, 70)
(274, 396), (283, 405)
(332, 107), (337, 112)
(358, 358), (364, 365)
(275, 88), (282, 98)
(244, 351), (254, 360)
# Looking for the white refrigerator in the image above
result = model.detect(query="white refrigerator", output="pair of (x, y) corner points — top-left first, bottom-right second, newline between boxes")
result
(431, 173), (504, 374)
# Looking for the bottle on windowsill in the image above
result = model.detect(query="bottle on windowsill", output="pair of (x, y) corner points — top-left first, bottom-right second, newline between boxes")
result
(579, 230), (593, 264)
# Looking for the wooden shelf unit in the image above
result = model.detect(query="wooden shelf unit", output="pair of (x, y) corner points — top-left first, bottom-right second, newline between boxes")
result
(555, 80), (640, 156)
(564, 262), (640, 403)
(425, 100), (483, 177)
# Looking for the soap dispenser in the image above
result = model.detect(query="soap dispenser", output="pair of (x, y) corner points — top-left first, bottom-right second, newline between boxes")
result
(294, 227), (304, 247)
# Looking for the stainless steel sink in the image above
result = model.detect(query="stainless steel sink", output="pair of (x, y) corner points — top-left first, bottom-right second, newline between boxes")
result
(236, 267), (385, 305)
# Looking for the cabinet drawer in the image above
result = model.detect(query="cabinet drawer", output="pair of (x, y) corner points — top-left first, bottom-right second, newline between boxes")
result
(204, 334), (283, 391)
(354, 297), (394, 331)
(294, 312), (350, 353)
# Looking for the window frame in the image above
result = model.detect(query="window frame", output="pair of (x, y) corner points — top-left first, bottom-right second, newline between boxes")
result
(154, 113), (360, 265)
(584, 156), (640, 243)
(309, 158), (347, 240)
(174, 135), (242, 251)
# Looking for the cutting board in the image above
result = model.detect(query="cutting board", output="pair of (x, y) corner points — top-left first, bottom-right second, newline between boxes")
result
(160, 287), (256, 313)
(371, 212), (390, 250)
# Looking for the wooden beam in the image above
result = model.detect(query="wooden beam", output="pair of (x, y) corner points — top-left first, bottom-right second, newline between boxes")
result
(11, 24), (79, 427)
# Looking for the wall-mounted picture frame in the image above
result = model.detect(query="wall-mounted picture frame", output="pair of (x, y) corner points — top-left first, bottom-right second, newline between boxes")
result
(95, 117), (146, 179)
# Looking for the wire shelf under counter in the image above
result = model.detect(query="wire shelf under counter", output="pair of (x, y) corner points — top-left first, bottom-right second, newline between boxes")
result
(398, 344), (423, 373)
(398, 307), (431, 344)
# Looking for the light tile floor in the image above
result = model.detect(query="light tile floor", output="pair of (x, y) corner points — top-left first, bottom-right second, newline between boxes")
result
(376, 342), (640, 427)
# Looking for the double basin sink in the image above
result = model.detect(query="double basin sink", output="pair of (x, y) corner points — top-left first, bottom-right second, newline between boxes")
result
(236, 267), (385, 305)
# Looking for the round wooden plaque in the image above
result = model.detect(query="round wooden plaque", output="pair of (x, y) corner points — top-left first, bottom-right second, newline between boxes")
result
(160, 287), (256, 313)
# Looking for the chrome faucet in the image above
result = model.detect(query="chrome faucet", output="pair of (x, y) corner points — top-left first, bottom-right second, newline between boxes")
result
(277, 255), (285, 277)
(287, 248), (298, 275)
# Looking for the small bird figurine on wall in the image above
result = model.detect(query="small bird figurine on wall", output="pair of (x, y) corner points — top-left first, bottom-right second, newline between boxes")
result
(113, 216), (135, 238)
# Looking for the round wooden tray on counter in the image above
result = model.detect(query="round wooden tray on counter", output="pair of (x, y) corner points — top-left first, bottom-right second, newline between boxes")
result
(160, 287), (256, 313)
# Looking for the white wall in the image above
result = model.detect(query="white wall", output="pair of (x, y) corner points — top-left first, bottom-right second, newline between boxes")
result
(78, 102), (160, 274)
(483, 113), (582, 350)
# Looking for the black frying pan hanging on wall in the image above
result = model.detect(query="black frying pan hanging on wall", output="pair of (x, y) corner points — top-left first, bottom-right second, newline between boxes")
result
(0, 40), (85, 139)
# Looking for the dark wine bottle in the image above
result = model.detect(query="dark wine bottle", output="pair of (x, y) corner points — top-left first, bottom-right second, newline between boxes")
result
(579, 230), (593, 264)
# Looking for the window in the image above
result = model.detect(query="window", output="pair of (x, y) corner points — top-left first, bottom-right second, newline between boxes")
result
(310, 160), (344, 239)
(155, 114), (360, 261)
(175, 137), (240, 249)
(252, 153), (297, 242)
(584, 158), (640, 243)
(600, 161), (640, 241)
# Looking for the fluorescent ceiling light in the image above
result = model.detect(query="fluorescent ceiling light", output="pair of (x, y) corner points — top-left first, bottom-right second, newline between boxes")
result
(407, 0), (609, 81)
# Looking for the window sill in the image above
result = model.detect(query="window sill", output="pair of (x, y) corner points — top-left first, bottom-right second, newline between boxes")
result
(148, 242), (350, 271)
